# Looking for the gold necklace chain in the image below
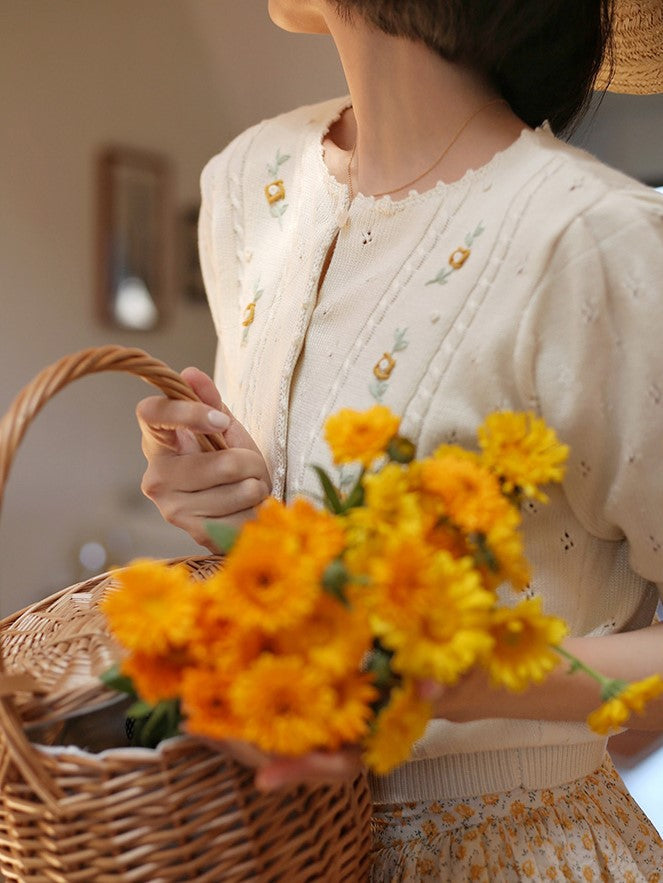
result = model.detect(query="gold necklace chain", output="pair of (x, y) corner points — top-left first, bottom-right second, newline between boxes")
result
(347, 97), (507, 202)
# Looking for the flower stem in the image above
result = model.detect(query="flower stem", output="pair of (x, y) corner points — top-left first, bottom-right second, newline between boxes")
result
(555, 646), (627, 700)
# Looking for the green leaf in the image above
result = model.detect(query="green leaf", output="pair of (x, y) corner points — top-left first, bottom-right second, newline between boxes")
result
(100, 664), (136, 696)
(311, 465), (344, 514)
(322, 559), (349, 605)
(135, 699), (181, 748)
(205, 521), (239, 553)
(127, 700), (154, 719)
(343, 480), (365, 510)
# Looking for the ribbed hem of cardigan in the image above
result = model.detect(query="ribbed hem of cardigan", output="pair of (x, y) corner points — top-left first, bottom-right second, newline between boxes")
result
(368, 741), (607, 803)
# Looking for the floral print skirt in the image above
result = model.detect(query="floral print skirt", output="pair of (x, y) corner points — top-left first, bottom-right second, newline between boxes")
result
(369, 755), (663, 882)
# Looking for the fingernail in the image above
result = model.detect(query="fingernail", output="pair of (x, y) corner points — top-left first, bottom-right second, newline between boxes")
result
(255, 770), (279, 792)
(208, 409), (229, 429)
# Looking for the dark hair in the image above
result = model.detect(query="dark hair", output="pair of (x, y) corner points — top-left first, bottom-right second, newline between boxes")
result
(333, 0), (614, 133)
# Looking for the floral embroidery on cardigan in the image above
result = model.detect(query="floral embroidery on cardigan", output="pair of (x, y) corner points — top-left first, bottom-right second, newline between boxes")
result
(241, 278), (264, 345)
(370, 328), (409, 401)
(426, 221), (485, 286)
(264, 148), (291, 226)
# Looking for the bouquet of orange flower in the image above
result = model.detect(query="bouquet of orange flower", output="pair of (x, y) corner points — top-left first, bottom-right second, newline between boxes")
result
(101, 407), (663, 773)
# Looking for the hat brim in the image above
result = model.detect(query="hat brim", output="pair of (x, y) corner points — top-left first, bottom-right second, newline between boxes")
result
(595, 2), (663, 95)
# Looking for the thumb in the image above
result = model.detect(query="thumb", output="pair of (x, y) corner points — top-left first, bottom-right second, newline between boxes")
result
(181, 367), (224, 411)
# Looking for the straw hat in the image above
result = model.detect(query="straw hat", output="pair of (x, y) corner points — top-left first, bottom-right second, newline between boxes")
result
(596, 0), (663, 94)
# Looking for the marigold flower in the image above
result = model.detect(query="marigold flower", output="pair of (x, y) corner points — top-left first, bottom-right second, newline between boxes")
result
(324, 405), (401, 467)
(362, 682), (432, 775)
(586, 696), (631, 735)
(229, 655), (336, 755)
(476, 513), (530, 592)
(328, 672), (380, 748)
(273, 592), (373, 677)
(181, 667), (242, 742)
(189, 581), (271, 671)
(253, 497), (346, 574)
(102, 560), (196, 654)
(419, 454), (514, 535)
(483, 598), (567, 692)
(122, 649), (190, 704)
(373, 551), (495, 683)
(478, 411), (569, 501)
(587, 674), (663, 735)
(214, 532), (320, 633)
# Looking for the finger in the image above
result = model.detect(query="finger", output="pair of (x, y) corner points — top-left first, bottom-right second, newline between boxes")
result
(181, 367), (224, 411)
(136, 397), (230, 453)
(255, 749), (363, 792)
(143, 448), (266, 494)
(152, 481), (269, 533)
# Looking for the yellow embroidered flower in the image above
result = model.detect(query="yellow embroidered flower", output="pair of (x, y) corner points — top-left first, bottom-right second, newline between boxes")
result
(122, 650), (190, 704)
(478, 411), (569, 501)
(449, 246), (471, 270)
(264, 179), (285, 204)
(324, 405), (401, 467)
(587, 674), (663, 735)
(483, 598), (567, 692)
(230, 655), (336, 755)
(102, 560), (196, 654)
(181, 667), (242, 742)
(210, 530), (320, 634)
(372, 549), (495, 683)
(373, 352), (396, 381)
(273, 592), (373, 677)
(419, 453), (514, 535)
(362, 681), (432, 775)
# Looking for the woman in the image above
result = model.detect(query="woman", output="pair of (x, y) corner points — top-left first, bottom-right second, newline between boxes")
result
(137, 1), (663, 878)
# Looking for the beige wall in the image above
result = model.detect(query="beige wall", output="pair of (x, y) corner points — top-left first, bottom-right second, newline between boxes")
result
(0, 0), (345, 616)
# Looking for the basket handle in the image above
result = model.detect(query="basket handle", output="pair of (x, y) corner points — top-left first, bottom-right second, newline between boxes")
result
(0, 345), (227, 809)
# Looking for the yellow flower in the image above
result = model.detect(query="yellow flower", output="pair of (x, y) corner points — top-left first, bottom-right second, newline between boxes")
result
(215, 528), (321, 633)
(586, 696), (631, 735)
(273, 592), (373, 677)
(478, 411), (569, 501)
(102, 560), (196, 654)
(362, 682), (432, 775)
(122, 649), (190, 704)
(373, 550), (495, 683)
(181, 667), (242, 742)
(619, 674), (663, 712)
(419, 453), (514, 535)
(324, 405), (401, 467)
(189, 580), (270, 672)
(587, 674), (663, 735)
(253, 497), (346, 575)
(363, 536), (439, 629)
(328, 672), (380, 748)
(483, 598), (567, 692)
(480, 515), (531, 591)
(230, 655), (336, 755)
(363, 463), (425, 535)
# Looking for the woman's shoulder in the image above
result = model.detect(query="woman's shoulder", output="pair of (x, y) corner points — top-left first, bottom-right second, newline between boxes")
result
(200, 95), (349, 196)
(520, 127), (663, 240)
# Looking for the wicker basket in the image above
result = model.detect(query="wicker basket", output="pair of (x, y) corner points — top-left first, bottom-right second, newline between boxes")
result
(0, 346), (372, 882)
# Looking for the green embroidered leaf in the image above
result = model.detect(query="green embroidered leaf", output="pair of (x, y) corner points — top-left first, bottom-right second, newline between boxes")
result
(465, 232), (474, 247)
(205, 520), (239, 553)
(311, 465), (344, 514)
(277, 152), (291, 166)
(426, 268), (453, 286)
(369, 379), (388, 402)
(393, 328), (409, 352)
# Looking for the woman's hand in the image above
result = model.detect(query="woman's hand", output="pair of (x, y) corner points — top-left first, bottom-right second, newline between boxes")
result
(136, 367), (272, 549)
(195, 737), (363, 792)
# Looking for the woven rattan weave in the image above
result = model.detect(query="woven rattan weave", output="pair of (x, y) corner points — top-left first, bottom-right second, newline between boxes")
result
(0, 346), (372, 882)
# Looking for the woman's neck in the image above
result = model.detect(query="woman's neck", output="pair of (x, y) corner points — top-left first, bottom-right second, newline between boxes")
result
(324, 12), (528, 197)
